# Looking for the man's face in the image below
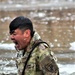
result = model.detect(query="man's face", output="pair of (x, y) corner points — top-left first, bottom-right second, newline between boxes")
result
(10, 29), (29, 50)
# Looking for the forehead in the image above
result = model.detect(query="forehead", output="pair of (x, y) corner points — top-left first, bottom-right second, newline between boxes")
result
(10, 28), (22, 34)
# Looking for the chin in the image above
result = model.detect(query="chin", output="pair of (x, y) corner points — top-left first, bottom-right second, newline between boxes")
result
(18, 48), (23, 50)
(18, 47), (24, 50)
(17, 46), (26, 50)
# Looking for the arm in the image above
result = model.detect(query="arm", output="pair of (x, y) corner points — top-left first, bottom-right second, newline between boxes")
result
(35, 47), (59, 75)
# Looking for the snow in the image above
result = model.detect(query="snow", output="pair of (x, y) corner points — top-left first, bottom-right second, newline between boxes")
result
(69, 42), (75, 50)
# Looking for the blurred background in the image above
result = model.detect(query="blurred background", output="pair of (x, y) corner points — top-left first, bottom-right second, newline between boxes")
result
(0, 0), (75, 75)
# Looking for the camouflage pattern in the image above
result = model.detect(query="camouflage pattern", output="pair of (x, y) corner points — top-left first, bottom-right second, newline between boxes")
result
(16, 32), (59, 75)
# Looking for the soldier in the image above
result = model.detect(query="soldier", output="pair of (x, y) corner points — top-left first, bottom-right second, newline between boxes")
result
(9, 16), (59, 75)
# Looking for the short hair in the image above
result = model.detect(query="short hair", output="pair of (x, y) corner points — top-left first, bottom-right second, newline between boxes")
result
(9, 16), (34, 37)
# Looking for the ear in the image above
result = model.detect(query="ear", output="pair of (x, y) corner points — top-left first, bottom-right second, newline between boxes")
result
(23, 29), (31, 38)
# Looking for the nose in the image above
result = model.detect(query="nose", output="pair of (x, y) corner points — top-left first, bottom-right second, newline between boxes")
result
(10, 34), (15, 40)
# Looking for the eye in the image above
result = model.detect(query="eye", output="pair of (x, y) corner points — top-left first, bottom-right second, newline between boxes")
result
(13, 33), (17, 35)
(10, 32), (17, 36)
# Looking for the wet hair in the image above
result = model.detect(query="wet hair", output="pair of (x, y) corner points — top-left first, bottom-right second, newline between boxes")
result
(9, 16), (34, 37)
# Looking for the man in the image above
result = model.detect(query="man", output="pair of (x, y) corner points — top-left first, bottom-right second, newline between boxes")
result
(9, 16), (59, 75)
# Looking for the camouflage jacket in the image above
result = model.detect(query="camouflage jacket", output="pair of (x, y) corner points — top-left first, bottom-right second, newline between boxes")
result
(16, 32), (59, 75)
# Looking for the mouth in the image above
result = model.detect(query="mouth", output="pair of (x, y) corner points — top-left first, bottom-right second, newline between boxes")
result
(13, 41), (19, 49)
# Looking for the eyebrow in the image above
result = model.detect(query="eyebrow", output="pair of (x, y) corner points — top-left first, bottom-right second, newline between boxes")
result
(9, 30), (15, 34)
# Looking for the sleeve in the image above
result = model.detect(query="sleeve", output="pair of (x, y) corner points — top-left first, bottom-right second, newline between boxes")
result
(35, 47), (59, 75)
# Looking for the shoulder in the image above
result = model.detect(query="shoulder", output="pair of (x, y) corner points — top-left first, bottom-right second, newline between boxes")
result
(35, 43), (57, 62)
